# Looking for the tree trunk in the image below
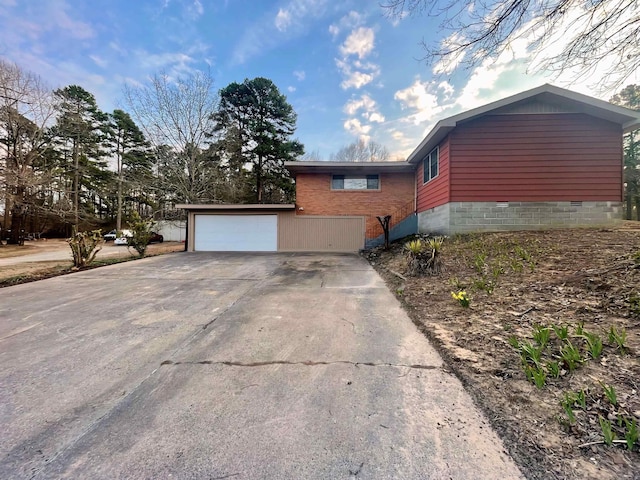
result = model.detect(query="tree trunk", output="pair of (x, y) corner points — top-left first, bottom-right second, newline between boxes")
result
(72, 138), (79, 228)
(256, 155), (263, 203)
(377, 215), (392, 250)
(626, 194), (633, 220)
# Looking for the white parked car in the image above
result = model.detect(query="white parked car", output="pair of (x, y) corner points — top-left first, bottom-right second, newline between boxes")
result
(113, 229), (133, 246)
(103, 229), (117, 241)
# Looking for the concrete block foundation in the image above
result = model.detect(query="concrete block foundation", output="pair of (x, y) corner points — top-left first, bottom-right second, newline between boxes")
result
(418, 201), (623, 235)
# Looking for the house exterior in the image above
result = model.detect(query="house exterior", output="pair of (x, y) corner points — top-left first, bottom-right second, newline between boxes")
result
(285, 161), (415, 241)
(409, 84), (639, 234)
(179, 84), (640, 252)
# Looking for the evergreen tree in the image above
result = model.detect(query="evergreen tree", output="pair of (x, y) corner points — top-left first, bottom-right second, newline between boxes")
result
(214, 77), (303, 203)
(611, 85), (640, 220)
(108, 109), (151, 230)
(53, 85), (110, 228)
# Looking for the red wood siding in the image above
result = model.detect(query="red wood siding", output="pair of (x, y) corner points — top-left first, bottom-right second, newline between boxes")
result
(449, 114), (623, 201)
(416, 136), (450, 212)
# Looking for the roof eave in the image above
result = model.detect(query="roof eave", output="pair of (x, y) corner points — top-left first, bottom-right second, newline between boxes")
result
(176, 204), (296, 210)
(284, 161), (414, 174)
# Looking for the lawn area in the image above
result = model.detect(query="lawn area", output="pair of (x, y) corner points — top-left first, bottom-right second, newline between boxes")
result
(0, 241), (185, 287)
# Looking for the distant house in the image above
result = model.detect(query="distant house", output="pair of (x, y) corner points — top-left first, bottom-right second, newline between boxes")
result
(179, 84), (640, 252)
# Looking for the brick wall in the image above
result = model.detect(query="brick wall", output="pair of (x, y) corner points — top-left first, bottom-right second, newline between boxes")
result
(295, 172), (415, 237)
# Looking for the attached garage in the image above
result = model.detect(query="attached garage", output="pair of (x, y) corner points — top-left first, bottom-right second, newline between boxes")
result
(177, 204), (365, 253)
(194, 214), (277, 251)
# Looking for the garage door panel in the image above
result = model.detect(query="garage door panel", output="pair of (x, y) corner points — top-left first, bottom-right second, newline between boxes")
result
(194, 215), (277, 251)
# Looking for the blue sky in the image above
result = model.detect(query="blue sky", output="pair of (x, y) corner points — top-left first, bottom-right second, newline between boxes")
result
(1, 0), (637, 160)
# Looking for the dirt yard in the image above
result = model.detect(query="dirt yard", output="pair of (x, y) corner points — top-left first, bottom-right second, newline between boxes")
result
(365, 223), (640, 480)
(0, 240), (185, 286)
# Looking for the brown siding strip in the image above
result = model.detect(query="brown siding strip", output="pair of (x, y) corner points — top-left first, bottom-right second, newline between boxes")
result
(278, 212), (364, 252)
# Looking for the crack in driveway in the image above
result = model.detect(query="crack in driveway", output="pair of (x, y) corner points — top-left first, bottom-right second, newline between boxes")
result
(160, 359), (439, 370)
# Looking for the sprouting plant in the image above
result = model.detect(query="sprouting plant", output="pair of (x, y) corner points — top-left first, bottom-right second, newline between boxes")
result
(608, 325), (627, 354)
(582, 331), (603, 359)
(601, 383), (618, 406)
(473, 252), (487, 273)
(575, 389), (587, 409)
(520, 341), (543, 368)
(599, 416), (616, 446)
(531, 367), (547, 389)
(509, 258), (525, 273)
(472, 276), (495, 294)
(574, 321), (585, 336)
(515, 246), (532, 263)
(515, 246), (536, 272)
(624, 418), (638, 450)
(532, 324), (550, 348)
(629, 293), (640, 316)
(560, 393), (577, 424)
(546, 360), (560, 378)
(508, 336), (520, 349)
(451, 291), (470, 308)
(560, 340), (583, 372)
(490, 263), (503, 281)
(405, 239), (424, 255)
(552, 324), (569, 341)
(426, 236), (444, 252)
(448, 276), (464, 290)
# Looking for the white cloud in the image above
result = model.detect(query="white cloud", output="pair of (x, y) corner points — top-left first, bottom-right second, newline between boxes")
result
(109, 41), (128, 56)
(293, 70), (306, 81)
(343, 94), (385, 122)
(438, 81), (454, 97)
(189, 0), (204, 17)
(288, 86), (296, 92)
(335, 56), (380, 90)
(275, 8), (292, 31)
(394, 79), (441, 124)
(89, 54), (108, 68)
(329, 10), (364, 38)
(232, 0), (330, 64)
(344, 118), (371, 142)
(388, 11), (408, 27)
(343, 94), (375, 115)
(432, 33), (466, 75)
(339, 27), (375, 59)
(341, 70), (376, 90)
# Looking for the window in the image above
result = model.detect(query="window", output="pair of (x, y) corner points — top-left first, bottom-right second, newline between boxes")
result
(331, 174), (380, 190)
(423, 147), (439, 184)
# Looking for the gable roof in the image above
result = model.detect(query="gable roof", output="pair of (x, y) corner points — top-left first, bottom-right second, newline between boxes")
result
(407, 84), (640, 164)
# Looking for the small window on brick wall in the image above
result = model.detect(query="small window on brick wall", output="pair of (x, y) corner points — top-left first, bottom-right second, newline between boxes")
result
(331, 174), (380, 190)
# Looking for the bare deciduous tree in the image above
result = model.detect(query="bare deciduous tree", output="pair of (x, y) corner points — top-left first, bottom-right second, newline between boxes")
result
(0, 60), (56, 244)
(383, 0), (639, 89)
(330, 139), (390, 162)
(123, 71), (220, 204)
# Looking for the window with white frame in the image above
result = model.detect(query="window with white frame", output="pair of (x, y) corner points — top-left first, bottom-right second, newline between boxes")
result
(422, 147), (439, 184)
(331, 174), (380, 190)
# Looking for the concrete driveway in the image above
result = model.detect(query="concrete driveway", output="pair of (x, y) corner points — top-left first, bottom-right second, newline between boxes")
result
(0, 253), (523, 479)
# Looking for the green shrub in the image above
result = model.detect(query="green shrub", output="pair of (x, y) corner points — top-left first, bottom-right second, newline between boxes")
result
(127, 212), (154, 257)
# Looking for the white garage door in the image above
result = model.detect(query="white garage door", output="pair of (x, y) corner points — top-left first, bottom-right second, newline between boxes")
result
(194, 215), (278, 251)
